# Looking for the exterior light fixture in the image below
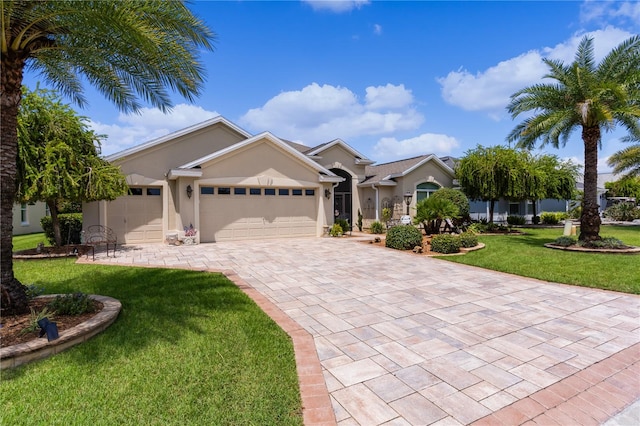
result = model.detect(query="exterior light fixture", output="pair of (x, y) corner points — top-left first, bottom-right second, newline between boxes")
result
(403, 191), (412, 215)
(186, 185), (193, 199)
(325, 189), (331, 199)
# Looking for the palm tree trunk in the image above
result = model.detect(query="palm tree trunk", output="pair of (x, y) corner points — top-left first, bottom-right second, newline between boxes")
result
(579, 126), (602, 242)
(1, 52), (29, 314)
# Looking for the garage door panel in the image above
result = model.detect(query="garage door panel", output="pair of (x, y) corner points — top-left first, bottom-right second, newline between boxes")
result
(106, 187), (163, 244)
(200, 191), (317, 242)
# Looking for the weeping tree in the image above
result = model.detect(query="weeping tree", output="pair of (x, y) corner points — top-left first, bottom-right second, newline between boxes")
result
(525, 154), (579, 219)
(507, 35), (640, 242)
(1, 0), (215, 314)
(17, 86), (128, 246)
(455, 145), (532, 223)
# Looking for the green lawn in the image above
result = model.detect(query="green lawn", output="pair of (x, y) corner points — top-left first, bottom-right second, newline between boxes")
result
(437, 225), (640, 294)
(10, 232), (50, 252)
(1, 247), (302, 425)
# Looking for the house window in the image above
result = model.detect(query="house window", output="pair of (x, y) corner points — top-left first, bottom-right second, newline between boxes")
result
(234, 187), (246, 195)
(292, 189), (303, 196)
(218, 187), (231, 195)
(279, 189), (289, 196)
(509, 202), (520, 215)
(416, 183), (440, 203)
(129, 187), (143, 196)
(20, 203), (28, 225)
(146, 188), (161, 196)
(250, 188), (261, 195)
(265, 188), (276, 196)
(200, 187), (214, 195)
(305, 189), (315, 196)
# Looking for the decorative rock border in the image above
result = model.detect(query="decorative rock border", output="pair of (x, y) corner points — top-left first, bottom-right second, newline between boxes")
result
(544, 243), (640, 254)
(0, 295), (121, 370)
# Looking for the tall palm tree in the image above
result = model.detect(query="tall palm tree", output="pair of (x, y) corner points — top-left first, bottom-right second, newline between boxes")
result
(608, 143), (640, 178)
(1, 0), (214, 314)
(507, 35), (640, 243)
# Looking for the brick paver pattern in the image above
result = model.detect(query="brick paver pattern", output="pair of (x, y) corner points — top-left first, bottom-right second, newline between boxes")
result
(86, 236), (640, 425)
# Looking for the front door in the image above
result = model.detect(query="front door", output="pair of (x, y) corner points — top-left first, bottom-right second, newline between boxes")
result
(330, 168), (353, 223)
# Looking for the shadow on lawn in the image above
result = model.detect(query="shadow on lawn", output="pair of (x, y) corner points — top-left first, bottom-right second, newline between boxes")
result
(21, 263), (260, 368)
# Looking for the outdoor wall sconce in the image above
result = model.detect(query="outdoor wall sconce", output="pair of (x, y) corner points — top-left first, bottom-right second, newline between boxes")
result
(325, 189), (331, 199)
(403, 191), (413, 215)
(186, 185), (193, 199)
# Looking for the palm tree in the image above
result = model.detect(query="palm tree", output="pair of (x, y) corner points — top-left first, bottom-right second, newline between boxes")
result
(507, 35), (640, 243)
(1, 0), (214, 314)
(608, 143), (640, 178)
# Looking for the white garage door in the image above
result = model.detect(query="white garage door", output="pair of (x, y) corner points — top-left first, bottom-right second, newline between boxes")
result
(199, 186), (317, 242)
(107, 187), (163, 244)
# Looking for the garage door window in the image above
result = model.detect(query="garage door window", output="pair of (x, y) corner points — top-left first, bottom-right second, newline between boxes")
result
(129, 188), (143, 196)
(250, 188), (261, 195)
(279, 189), (289, 196)
(265, 188), (276, 195)
(234, 187), (246, 195)
(292, 189), (303, 196)
(201, 186), (214, 195)
(147, 188), (161, 196)
(305, 189), (315, 196)
(218, 187), (231, 195)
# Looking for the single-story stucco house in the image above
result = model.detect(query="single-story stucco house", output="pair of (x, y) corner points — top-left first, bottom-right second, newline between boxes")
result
(12, 202), (48, 236)
(83, 116), (456, 244)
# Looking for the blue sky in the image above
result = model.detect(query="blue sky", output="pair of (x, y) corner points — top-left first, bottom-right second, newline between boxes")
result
(23, 0), (640, 172)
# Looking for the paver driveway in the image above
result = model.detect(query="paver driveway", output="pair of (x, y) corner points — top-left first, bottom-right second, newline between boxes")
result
(91, 236), (640, 425)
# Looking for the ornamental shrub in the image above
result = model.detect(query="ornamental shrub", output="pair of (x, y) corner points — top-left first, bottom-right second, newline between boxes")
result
(40, 213), (83, 246)
(430, 188), (470, 224)
(335, 218), (350, 233)
(553, 236), (577, 247)
(430, 234), (461, 254)
(330, 223), (343, 237)
(385, 225), (423, 250)
(507, 215), (526, 226)
(604, 203), (640, 221)
(458, 231), (478, 248)
(47, 292), (96, 315)
(369, 221), (385, 234)
(532, 215), (540, 225)
(540, 212), (566, 225)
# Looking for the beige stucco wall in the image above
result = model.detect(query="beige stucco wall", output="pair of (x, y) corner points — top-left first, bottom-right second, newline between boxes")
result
(12, 202), (47, 235)
(114, 123), (246, 178)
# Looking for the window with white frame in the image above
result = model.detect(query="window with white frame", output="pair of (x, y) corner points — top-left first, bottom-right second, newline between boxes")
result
(416, 182), (440, 203)
(20, 203), (28, 225)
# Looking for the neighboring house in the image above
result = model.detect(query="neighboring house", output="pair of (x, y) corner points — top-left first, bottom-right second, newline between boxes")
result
(83, 116), (456, 244)
(12, 202), (48, 235)
(468, 180), (608, 223)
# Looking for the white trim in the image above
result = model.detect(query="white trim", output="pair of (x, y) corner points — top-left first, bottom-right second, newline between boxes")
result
(180, 132), (340, 179)
(306, 139), (374, 164)
(167, 169), (203, 179)
(105, 116), (252, 162)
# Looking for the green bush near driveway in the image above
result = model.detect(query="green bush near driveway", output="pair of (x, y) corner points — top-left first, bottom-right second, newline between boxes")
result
(438, 226), (640, 294)
(2, 254), (302, 425)
(385, 225), (423, 250)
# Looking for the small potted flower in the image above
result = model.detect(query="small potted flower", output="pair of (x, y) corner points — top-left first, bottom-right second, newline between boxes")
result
(182, 224), (198, 245)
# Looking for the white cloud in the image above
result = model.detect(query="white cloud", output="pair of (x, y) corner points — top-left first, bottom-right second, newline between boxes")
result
(372, 133), (460, 162)
(581, 1), (640, 27)
(438, 27), (636, 117)
(303, 0), (370, 13)
(239, 82), (423, 145)
(373, 24), (382, 35)
(365, 83), (413, 110)
(89, 104), (218, 156)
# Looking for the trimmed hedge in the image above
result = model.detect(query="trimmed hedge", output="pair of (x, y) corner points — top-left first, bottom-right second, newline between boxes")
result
(40, 213), (83, 245)
(458, 231), (478, 248)
(507, 215), (526, 225)
(385, 225), (423, 250)
(430, 234), (461, 254)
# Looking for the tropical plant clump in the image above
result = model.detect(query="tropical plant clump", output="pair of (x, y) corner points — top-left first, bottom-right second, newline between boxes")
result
(414, 197), (460, 234)
(604, 203), (640, 222)
(429, 188), (470, 224)
(385, 225), (423, 250)
(335, 218), (350, 234)
(46, 292), (96, 315)
(20, 306), (56, 335)
(540, 212), (568, 225)
(369, 221), (385, 234)
(507, 215), (526, 226)
(356, 209), (363, 232)
(329, 223), (343, 237)
(579, 237), (627, 249)
(553, 236), (578, 247)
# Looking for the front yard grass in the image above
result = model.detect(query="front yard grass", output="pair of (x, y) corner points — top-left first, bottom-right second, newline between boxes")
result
(438, 225), (640, 294)
(1, 253), (302, 425)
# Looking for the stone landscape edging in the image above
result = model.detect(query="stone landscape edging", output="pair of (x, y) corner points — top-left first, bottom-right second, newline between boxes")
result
(0, 295), (121, 370)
